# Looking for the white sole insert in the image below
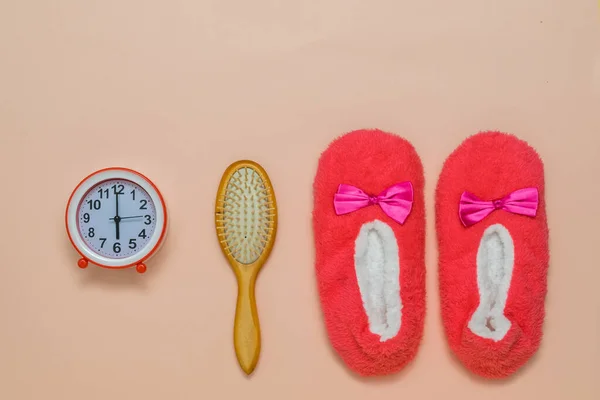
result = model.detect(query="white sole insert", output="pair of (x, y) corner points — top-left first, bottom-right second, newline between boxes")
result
(468, 223), (514, 341)
(354, 220), (402, 342)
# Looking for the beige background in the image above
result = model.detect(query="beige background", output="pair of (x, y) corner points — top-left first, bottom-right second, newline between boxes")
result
(1, 1), (599, 399)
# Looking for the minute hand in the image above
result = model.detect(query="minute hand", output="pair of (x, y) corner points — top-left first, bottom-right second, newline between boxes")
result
(115, 193), (120, 240)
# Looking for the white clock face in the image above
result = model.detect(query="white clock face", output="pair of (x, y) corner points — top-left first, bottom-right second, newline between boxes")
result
(77, 179), (157, 259)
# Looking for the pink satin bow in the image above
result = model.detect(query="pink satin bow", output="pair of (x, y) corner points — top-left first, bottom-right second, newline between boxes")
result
(333, 182), (413, 224)
(459, 188), (539, 227)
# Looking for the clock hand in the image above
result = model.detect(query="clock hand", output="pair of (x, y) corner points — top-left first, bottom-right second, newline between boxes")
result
(111, 215), (144, 220)
(115, 192), (120, 240)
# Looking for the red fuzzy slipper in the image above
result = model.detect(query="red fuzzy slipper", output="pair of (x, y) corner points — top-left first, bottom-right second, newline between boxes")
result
(436, 131), (549, 379)
(313, 129), (426, 376)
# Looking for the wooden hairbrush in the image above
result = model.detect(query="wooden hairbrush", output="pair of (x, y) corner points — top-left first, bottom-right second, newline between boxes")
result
(215, 160), (278, 375)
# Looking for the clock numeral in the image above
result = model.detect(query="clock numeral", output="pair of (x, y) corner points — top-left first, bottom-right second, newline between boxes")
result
(99, 238), (107, 248)
(130, 189), (136, 201)
(87, 199), (101, 210)
(129, 239), (137, 249)
(112, 184), (125, 195)
(140, 200), (148, 210)
(97, 188), (109, 199)
(83, 213), (90, 223)
(88, 227), (95, 237)
(138, 229), (147, 239)
(113, 242), (121, 253)
(144, 215), (152, 225)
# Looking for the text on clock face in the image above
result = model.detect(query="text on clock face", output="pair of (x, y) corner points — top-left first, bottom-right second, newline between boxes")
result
(77, 179), (157, 259)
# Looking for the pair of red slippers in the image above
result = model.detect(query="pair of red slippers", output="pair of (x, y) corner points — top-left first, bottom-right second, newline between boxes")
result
(313, 129), (549, 379)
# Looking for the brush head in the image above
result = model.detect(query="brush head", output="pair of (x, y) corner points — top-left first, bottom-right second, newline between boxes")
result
(216, 161), (277, 267)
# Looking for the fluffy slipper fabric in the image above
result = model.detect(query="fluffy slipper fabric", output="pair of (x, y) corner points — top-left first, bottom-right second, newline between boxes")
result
(313, 129), (426, 376)
(436, 131), (549, 379)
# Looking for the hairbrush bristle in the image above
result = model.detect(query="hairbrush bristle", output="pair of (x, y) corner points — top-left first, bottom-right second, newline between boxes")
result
(216, 166), (276, 264)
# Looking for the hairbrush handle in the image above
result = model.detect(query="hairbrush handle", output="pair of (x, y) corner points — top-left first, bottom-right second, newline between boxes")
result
(234, 267), (261, 375)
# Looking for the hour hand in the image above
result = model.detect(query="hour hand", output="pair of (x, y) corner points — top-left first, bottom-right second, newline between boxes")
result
(114, 215), (121, 240)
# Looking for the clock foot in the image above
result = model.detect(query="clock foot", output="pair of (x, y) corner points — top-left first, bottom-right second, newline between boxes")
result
(136, 263), (147, 274)
(77, 258), (89, 269)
